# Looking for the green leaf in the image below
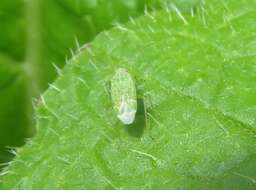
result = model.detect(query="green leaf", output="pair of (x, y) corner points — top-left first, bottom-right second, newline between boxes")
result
(1, 0), (195, 166)
(2, 0), (256, 188)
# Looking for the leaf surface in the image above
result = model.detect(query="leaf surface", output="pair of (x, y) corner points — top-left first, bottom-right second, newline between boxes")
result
(1, 0), (256, 189)
(0, 0), (189, 166)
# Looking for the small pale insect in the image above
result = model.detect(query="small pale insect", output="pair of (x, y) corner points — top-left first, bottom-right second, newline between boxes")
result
(111, 68), (137, 125)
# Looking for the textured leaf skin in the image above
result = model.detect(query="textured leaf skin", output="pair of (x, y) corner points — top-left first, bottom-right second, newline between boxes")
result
(0, 0), (196, 166)
(40, 0), (199, 88)
(1, 0), (256, 189)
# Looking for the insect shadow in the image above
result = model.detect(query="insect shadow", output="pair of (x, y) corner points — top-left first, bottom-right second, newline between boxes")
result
(124, 98), (146, 138)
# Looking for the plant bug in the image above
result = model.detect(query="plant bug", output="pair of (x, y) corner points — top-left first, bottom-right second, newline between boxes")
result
(111, 68), (137, 125)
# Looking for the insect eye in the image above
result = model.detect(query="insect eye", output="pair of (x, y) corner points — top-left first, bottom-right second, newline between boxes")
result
(110, 68), (137, 125)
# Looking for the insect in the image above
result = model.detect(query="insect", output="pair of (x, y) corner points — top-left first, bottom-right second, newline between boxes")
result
(110, 68), (137, 125)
